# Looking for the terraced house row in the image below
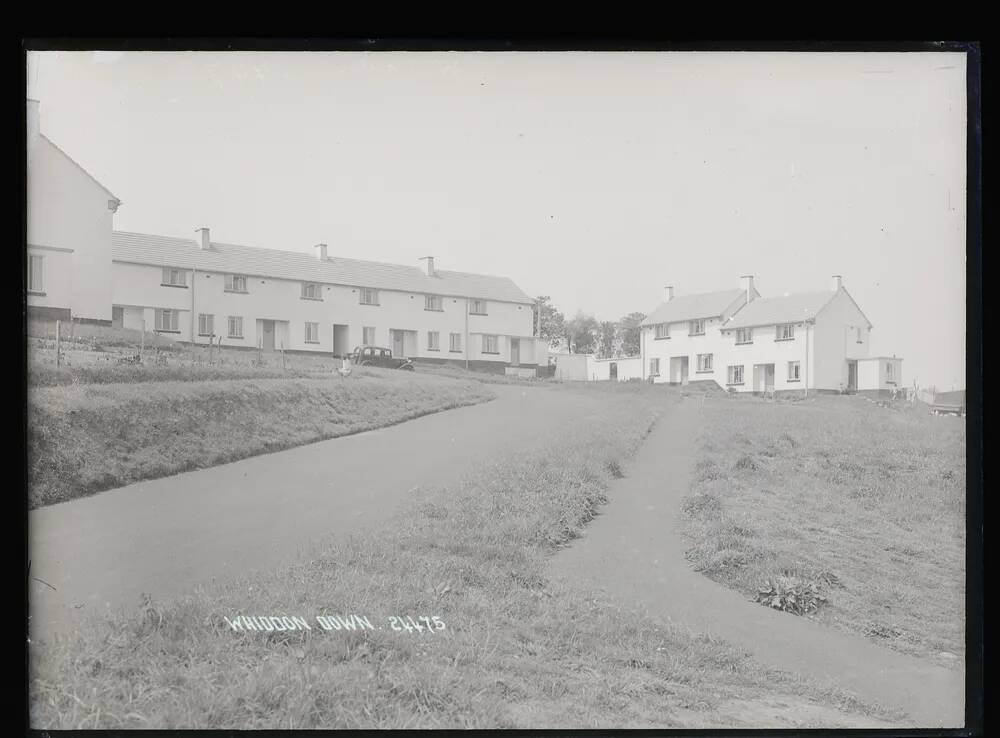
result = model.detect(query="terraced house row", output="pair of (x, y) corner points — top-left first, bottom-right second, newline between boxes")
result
(639, 275), (903, 395)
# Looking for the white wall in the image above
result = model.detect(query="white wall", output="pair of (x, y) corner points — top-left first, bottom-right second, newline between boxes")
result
(553, 353), (589, 381)
(589, 357), (642, 382)
(27, 136), (115, 321)
(718, 320), (815, 392)
(812, 289), (872, 391)
(858, 358), (903, 391)
(111, 261), (536, 361)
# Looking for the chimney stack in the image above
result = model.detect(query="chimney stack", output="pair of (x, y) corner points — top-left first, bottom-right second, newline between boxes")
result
(740, 275), (756, 303)
(664, 285), (674, 302)
(195, 227), (211, 250)
(315, 243), (328, 261)
(831, 274), (843, 292)
(420, 256), (436, 277)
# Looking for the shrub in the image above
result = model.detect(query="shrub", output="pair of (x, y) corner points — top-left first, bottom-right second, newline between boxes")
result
(754, 575), (828, 615)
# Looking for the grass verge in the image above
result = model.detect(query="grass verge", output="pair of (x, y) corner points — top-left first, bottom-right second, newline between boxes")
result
(30, 391), (893, 729)
(682, 394), (965, 662)
(27, 370), (494, 509)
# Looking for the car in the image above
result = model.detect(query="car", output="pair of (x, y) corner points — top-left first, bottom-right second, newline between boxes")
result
(350, 345), (415, 370)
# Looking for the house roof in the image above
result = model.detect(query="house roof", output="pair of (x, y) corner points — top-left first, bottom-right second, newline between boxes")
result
(722, 291), (836, 330)
(39, 134), (120, 203)
(111, 231), (535, 304)
(640, 289), (746, 326)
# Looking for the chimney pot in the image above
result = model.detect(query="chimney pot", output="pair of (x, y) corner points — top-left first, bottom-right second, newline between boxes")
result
(196, 227), (211, 250)
(664, 285), (674, 302)
(315, 243), (328, 261)
(740, 275), (756, 303)
(831, 274), (843, 291)
(420, 256), (436, 277)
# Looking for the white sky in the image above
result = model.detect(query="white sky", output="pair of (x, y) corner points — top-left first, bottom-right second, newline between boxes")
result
(27, 51), (967, 389)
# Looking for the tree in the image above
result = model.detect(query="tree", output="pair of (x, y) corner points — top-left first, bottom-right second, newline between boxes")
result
(565, 311), (599, 354)
(617, 312), (646, 357)
(597, 320), (618, 359)
(534, 296), (566, 349)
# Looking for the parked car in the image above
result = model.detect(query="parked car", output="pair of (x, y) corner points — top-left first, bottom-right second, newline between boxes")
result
(350, 345), (415, 370)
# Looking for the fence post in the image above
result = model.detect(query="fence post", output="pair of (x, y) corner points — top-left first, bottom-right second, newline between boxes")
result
(55, 319), (61, 367)
(140, 318), (145, 362)
(281, 341), (286, 371)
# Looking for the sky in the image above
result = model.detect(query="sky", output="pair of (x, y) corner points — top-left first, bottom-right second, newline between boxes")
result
(27, 50), (968, 389)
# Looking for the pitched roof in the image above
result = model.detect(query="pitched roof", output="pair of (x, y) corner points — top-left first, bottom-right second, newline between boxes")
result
(111, 231), (535, 304)
(38, 135), (120, 202)
(722, 291), (836, 330)
(640, 289), (745, 326)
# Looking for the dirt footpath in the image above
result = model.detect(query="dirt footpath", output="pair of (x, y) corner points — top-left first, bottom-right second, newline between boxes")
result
(548, 397), (964, 729)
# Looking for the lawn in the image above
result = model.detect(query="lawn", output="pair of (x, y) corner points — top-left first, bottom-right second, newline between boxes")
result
(27, 369), (494, 509)
(29, 388), (892, 729)
(681, 394), (966, 662)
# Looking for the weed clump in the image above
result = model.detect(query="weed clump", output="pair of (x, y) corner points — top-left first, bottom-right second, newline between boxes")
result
(755, 575), (828, 615)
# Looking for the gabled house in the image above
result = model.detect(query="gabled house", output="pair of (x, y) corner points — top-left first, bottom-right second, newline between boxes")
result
(26, 99), (121, 323)
(640, 278), (760, 385)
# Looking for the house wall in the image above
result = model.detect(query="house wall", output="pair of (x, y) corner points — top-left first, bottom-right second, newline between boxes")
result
(111, 261), (535, 364)
(811, 290), (872, 391)
(552, 353), (590, 381)
(642, 316), (730, 385)
(858, 358), (903, 391)
(718, 320), (815, 392)
(27, 136), (115, 321)
(589, 357), (643, 382)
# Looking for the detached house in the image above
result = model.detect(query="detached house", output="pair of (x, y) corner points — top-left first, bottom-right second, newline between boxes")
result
(111, 229), (546, 373)
(26, 99), (121, 323)
(641, 275), (902, 395)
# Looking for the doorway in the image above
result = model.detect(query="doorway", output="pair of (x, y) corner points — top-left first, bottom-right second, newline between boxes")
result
(112, 306), (124, 330)
(753, 363), (775, 393)
(333, 324), (350, 357)
(261, 320), (275, 351)
(510, 338), (520, 366)
(670, 356), (689, 385)
(609, 361), (618, 381)
(847, 360), (858, 392)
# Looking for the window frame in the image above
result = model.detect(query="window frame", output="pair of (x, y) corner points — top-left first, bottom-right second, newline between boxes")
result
(470, 299), (488, 315)
(161, 267), (188, 288)
(649, 358), (661, 377)
(362, 326), (376, 345)
(154, 308), (180, 333)
(301, 282), (324, 301)
(359, 287), (380, 306)
(482, 334), (499, 354)
(227, 315), (244, 339)
(655, 323), (670, 340)
(28, 254), (44, 293)
(735, 327), (753, 345)
(727, 364), (745, 385)
(449, 332), (462, 352)
(696, 353), (713, 373)
(689, 319), (705, 336)
(424, 295), (443, 312)
(776, 323), (795, 341)
(224, 274), (249, 293)
(305, 321), (320, 344)
(788, 360), (801, 382)
(427, 331), (440, 351)
(198, 313), (214, 337)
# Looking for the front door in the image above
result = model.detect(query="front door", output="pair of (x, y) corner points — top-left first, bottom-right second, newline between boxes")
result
(112, 306), (124, 329)
(680, 357), (689, 385)
(847, 360), (858, 391)
(392, 330), (404, 357)
(610, 362), (618, 380)
(510, 338), (520, 366)
(261, 320), (275, 351)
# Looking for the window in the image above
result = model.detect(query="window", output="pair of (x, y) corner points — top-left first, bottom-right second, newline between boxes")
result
(198, 313), (214, 336)
(227, 316), (243, 339)
(689, 319), (705, 336)
(856, 326), (863, 344)
(776, 323), (795, 341)
(305, 322), (319, 343)
(225, 274), (248, 293)
(425, 295), (443, 311)
(302, 283), (323, 300)
(28, 254), (44, 292)
(649, 358), (661, 376)
(363, 326), (376, 345)
(470, 299), (488, 315)
(427, 331), (440, 351)
(788, 361), (801, 382)
(735, 328), (753, 345)
(162, 267), (187, 287)
(886, 362), (894, 380)
(655, 323), (670, 339)
(360, 287), (379, 305)
(155, 308), (179, 332)
(697, 353), (713, 372)
(482, 334), (499, 353)
(727, 365), (745, 385)
(450, 332), (462, 352)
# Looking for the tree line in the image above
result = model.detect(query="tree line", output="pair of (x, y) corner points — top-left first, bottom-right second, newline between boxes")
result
(534, 296), (645, 358)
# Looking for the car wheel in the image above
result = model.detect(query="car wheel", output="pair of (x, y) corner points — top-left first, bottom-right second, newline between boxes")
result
(361, 360), (373, 366)
(401, 364), (414, 371)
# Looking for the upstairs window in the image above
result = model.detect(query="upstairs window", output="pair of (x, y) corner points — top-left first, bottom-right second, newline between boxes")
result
(360, 287), (380, 305)
(225, 274), (248, 293)
(727, 365), (745, 385)
(162, 267), (187, 287)
(427, 331), (440, 350)
(735, 328), (753, 345)
(425, 295), (443, 311)
(470, 299), (488, 315)
(886, 362), (895, 380)
(689, 319), (705, 336)
(776, 323), (795, 341)
(655, 323), (670, 339)
(302, 283), (323, 300)
(856, 326), (864, 344)
(28, 255), (44, 292)
(482, 334), (499, 353)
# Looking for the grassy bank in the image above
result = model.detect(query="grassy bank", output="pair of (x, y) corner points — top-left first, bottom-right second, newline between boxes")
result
(30, 390), (891, 729)
(27, 370), (494, 509)
(682, 394), (965, 661)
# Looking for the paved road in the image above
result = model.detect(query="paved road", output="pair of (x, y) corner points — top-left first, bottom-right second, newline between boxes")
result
(548, 397), (965, 729)
(29, 385), (608, 637)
